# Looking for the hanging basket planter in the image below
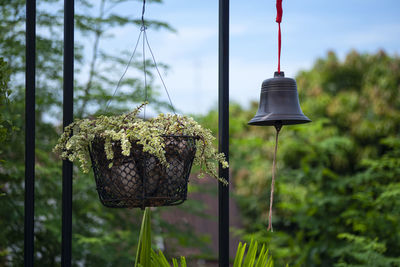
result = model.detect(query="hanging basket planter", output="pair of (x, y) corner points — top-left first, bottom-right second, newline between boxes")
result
(53, 103), (228, 209)
(53, 2), (229, 209)
(89, 135), (197, 208)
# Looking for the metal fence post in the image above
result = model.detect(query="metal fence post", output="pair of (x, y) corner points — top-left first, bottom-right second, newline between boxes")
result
(25, 0), (36, 266)
(218, 0), (230, 266)
(62, 0), (74, 266)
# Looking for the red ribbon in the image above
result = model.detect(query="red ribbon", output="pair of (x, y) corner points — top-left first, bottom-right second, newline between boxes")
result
(276, 0), (283, 73)
(276, 0), (283, 23)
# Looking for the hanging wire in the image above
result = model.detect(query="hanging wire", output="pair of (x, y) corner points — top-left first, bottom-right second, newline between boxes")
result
(105, 0), (177, 115)
(105, 0), (147, 112)
(140, 0), (148, 199)
(144, 31), (176, 114)
(142, 13), (148, 117)
(105, 31), (143, 111)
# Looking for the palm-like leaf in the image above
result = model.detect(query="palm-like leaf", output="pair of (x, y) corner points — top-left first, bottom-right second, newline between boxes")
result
(233, 239), (275, 267)
(135, 208), (187, 267)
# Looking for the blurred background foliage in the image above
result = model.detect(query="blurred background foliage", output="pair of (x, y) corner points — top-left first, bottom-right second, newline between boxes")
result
(0, 0), (208, 266)
(199, 50), (400, 267)
(1, 0), (400, 266)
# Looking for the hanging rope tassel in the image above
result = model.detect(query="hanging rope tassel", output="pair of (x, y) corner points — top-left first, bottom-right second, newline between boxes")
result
(276, 0), (283, 73)
(267, 123), (282, 232)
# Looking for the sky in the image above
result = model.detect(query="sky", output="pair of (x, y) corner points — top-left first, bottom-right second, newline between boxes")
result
(95, 0), (400, 115)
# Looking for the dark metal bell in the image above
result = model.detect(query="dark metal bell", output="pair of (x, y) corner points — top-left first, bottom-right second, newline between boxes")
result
(248, 71), (311, 126)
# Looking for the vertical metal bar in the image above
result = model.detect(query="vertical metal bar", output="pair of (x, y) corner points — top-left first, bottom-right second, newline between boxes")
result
(25, 0), (36, 266)
(218, 0), (229, 266)
(62, 0), (74, 266)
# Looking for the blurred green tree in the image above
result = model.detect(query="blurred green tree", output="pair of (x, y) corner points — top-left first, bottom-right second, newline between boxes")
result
(0, 57), (12, 161)
(198, 50), (400, 266)
(0, 1), (208, 266)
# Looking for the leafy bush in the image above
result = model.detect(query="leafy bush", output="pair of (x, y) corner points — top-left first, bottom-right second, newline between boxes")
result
(198, 51), (400, 266)
(0, 57), (12, 158)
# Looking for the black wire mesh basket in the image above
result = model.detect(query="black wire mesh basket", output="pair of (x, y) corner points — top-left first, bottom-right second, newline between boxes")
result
(89, 135), (197, 209)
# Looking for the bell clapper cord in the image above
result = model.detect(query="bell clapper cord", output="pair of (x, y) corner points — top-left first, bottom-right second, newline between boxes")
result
(105, 0), (176, 117)
(267, 122), (282, 232)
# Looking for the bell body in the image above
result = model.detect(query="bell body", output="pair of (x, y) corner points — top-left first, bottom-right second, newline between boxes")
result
(248, 72), (311, 126)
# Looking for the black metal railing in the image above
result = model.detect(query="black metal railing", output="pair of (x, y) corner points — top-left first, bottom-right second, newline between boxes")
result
(24, 0), (230, 265)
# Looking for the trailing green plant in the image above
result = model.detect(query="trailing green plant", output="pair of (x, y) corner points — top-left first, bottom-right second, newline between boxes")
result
(53, 102), (228, 184)
(135, 208), (187, 267)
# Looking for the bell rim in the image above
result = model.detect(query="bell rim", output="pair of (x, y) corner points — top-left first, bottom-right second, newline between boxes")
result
(248, 114), (311, 126)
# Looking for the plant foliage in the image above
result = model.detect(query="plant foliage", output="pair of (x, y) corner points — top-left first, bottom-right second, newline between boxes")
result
(53, 102), (228, 183)
(0, 57), (12, 162)
(135, 208), (188, 267)
(233, 239), (275, 267)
